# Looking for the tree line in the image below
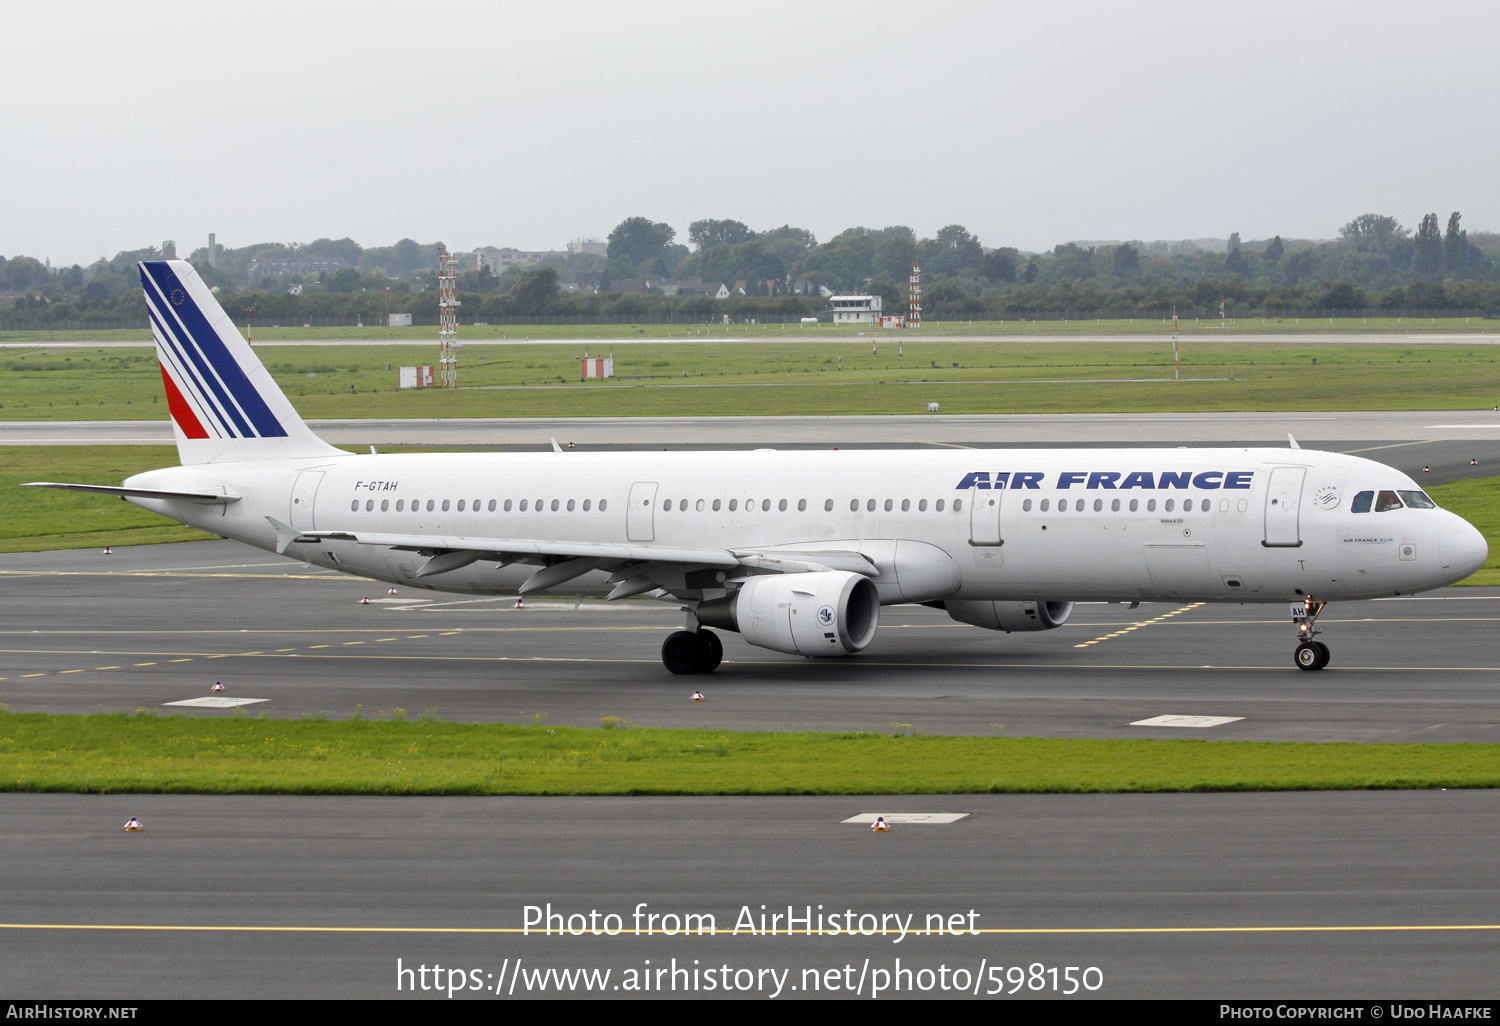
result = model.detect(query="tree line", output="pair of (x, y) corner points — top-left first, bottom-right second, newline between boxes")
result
(5, 209), (1500, 326)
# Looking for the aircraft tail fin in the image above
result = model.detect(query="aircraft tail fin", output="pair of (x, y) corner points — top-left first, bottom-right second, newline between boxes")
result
(138, 259), (344, 465)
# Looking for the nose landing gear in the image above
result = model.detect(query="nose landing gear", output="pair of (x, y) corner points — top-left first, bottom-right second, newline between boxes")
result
(1292, 599), (1330, 671)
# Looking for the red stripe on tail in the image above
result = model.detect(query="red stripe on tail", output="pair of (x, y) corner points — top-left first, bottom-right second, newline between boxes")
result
(159, 362), (209, 439)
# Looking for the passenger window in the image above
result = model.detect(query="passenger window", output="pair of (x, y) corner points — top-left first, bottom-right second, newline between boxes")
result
(1129, 499), (1138, 512)
(599, 500), (607, 511)
(1147, 499), (1156, 512)
(381, 499), (389, 512)
(1111, 498), (1120, 512)
(713, 499), (722, 511)
(366, 500), (375, 511)
(953, 499), (963, 511)
(761, 499), (771, 512)
(919, 499), (928, 511)
(1182, 499), (1192, 512)
(798, 499), (807, 511)
(488, 499), (496, 512)
(583, 499), (591, 511)
(1022, 498), (1032, 512)
(1375, 490), (1403, 512)
(779, 499), (788, 512)
(552, 499), (561, 512)
(901, 499), (910, 512)
(1093, 498), (1103, 512)
(535, 498), (542, 510)
(849, 499), (859, 511)
(441, 499), (450, 512)
(1040, 499), (1050, 512)
(1351, 491), (1373, 513)
(473, 498), (480, 510)
(567, 499), (576, 512)
(396, 500), (405, 512)
(504, 499), (512, 511)
(935, 499), (944, 512)
(1165, 499), (1175, 512)
(427, 499), (435, 512)
(1057, 499), (1068, 512)
(661, 499), (671, 512)
(350, 500), (358, 512)
(1398, 490), (1438, 509)
(824, 499), (833, 512)
(696, 499), (705, 512)
(457, 500), (465, 512)
(867, 499), (876, 512)
(730, 499), (738, 511)
(884, 499), (893, 512)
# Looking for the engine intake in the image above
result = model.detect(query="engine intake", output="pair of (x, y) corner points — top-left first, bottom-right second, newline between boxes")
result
(944, 600), (1074, 632)
(698, 571), (880, 657)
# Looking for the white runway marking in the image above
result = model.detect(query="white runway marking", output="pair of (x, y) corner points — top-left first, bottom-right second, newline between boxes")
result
(1130, 715), (1244, 728)
(162, 697), (269, 708)
(842, 813), (970, 824)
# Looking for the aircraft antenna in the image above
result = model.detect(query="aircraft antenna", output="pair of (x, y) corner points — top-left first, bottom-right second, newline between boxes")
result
(438, 245), (460, 387)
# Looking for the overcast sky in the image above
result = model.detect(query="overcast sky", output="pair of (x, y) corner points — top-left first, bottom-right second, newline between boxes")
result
(6, 0), (1498, 265)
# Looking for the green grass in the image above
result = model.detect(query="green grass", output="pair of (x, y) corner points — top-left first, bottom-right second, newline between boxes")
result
(5, 339), (1500, 419)
(0, 710), (1497, 795)
(0, 446), (220, 551)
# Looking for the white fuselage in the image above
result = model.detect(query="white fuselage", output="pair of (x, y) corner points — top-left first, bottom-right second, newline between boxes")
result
(122, 446), (1487, 605)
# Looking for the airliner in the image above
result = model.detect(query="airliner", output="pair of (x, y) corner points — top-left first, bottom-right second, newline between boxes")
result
(26, 261), (1489, 674)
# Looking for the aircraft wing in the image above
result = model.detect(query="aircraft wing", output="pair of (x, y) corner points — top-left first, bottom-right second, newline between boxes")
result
(272, 521), (877, 599)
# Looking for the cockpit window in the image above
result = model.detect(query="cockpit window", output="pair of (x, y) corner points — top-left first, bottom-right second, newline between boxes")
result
(1374, 490), (1403, 512)
(1398, 490), (1438, 509)
(1351, 490), (1373, 513)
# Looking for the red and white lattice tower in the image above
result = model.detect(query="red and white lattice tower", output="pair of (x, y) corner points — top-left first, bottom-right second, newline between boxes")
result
(438, 246), (460, 387)
(908, 261), (922, 328)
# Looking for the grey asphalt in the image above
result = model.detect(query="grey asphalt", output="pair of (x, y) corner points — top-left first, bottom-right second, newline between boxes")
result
(2, 540), (1498, 742)
(1, 791), (1498, 998)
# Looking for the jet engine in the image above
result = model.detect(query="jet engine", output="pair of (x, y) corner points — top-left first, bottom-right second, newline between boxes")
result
(697, 571), (880, 656)
(944, 600), (1074, 632)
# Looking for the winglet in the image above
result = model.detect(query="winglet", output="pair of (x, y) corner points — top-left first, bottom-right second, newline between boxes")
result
(550, 437), (563, 453)
(1288, 433), (1301, 450)
(265, 517), (301, 555)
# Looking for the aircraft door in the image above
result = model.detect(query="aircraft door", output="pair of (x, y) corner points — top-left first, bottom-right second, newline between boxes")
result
(290, 471), (325, 531)
(969, 487), (1002, 546)
(1263, 467), (1305, 547)
(627, 482), (658, 542)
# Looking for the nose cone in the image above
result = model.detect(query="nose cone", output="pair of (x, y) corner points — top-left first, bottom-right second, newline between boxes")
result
(1439, 518), (1489, 583)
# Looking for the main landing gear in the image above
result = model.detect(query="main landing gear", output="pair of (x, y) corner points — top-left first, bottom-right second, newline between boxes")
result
(662, 629), (723, 675)
(1292, 599), (1331, 671)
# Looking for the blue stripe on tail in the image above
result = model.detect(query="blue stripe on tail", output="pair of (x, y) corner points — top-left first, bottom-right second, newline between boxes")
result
(139, 262), (288, 438)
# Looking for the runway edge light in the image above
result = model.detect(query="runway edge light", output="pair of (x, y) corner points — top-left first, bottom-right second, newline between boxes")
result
(211, 682), (225, 693)
(360, 597), (370, 605)
(871, 816), (890, 832)
(123, 817), (142, 832)
(691, 691), (705, 702)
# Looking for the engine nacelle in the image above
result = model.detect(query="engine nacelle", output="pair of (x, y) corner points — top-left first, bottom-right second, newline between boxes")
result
(698, 571), (880, 657)
(945, 600), (1074, 633)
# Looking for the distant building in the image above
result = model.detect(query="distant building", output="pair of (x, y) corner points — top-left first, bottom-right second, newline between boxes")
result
(251, 257), (349, 278)
(830, 294), (882, 324)
(567, 238), (608, 257)
(162, 240), (176, 260)
(389, 313), (413, 327)
(476, 247), (566, 273)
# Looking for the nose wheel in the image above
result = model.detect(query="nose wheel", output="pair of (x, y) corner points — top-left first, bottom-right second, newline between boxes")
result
(1292, 599), (1331, 671)
(662, 629), (723, 674)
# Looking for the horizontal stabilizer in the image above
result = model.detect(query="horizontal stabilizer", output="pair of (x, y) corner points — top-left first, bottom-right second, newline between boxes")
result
(23, 482), (240, 504)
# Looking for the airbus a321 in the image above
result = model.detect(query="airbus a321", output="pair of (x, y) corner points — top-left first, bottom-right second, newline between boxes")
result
(26, 261), (1489, 674)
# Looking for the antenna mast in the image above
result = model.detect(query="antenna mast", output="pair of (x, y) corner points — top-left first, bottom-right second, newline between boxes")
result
(438, 246), (459, 387)
(908, 262), (922, 329)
